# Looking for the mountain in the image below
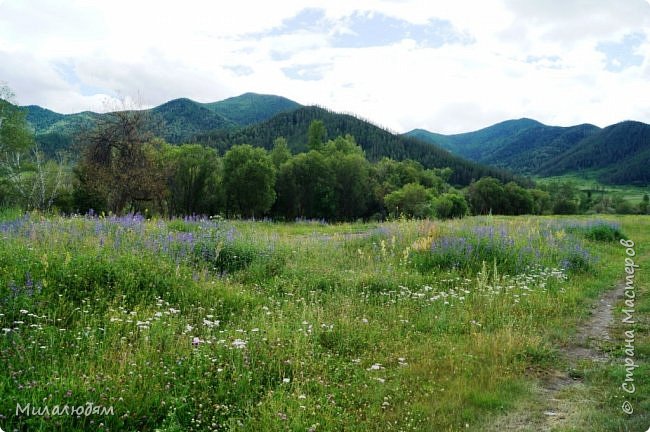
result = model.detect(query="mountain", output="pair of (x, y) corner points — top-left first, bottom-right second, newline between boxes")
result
(538, 121), (650, 185)
(151, 98), (236, 143)
(406, 119), (650, 185)
(410, 119), (546, 158)
(24, 93), (302, 154)
(25, 106), (101, 155)
(405, 119), (601, 173)
(202, 92), (301, 126)
(24, 105), (66, 131)
(22, 96), (522, 187)
(195, 105), (524, 187)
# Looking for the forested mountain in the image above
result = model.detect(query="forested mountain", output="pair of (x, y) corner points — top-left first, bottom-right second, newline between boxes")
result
(22, 92), (648, 186)
(406, 119), (600, 172)
(24, 105), (66, 131)
(25, 106), (101, 155)
(407, 119), (650, 185)
(196, 106), (523, 186)
(202, 93), (301, 126)
(24, 93), (302, 155)
(151, 98), (236, 143)
(538, 121), (650, 185)
(409, 119), (546, 157)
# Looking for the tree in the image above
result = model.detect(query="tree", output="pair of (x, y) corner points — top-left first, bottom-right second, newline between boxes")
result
(552, 198), (578, 214)
(0, 83), (69, 211)
(433, 193), (468, 219)
(639, 193), (649, 214)
(75, 108), (166, 214)
(613, 196), (636, 214)
(274, 151), (335, 220)
(223, 144), (276, 218)
(530, 189), (551, 215)
(467, 177), (506, 215)
(384, 183), (432, 218)
(164, 144), (222, 216)
(1, 84), (33, 206)
(0, 84), (33, 155)
(307, 120), (327, 151)
(503, 181), (534, 215)
(270, 137), (291, 168)
(322, 136), (371, 220)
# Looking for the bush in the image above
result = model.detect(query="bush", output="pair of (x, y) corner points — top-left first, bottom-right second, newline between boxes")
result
(567, 222), (625, 242)
(202, 241), (258, 274)
(433, 193), (468, 219)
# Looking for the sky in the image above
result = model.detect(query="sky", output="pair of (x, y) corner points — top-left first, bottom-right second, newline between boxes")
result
(1, 0), (650, 134)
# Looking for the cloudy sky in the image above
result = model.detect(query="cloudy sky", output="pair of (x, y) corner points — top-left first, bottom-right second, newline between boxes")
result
(1, 0), (649, 134)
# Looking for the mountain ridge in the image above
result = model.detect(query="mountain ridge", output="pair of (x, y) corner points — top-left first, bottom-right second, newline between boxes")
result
(23, 93), (303, 154)
(405, 118), (649, 185)
(18, 93), (650, 186)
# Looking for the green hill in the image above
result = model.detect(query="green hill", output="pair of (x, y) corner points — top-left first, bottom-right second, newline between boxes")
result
(538, 121), (650, 185)
(25, 106), (101, 155)
(406, 119), (650, 186)
(202, 92), (301, 126)
(405, 119), (600, 172)
(151, 98), (236, 143)
(24, 93), (302, 154)
(24, 105), (66, 131)
(196, 106), (524, 186)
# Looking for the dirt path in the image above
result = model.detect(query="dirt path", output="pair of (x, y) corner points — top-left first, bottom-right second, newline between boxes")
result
(487, 281), (626, 431)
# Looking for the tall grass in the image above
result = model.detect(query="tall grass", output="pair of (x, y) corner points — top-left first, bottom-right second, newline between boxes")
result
(0, 212), (644, 431)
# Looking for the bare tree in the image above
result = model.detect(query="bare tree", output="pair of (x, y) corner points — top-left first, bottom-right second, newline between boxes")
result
(76, 103), (166, 214)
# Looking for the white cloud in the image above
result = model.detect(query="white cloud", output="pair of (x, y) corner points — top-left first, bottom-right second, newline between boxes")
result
(1, 0), (649, 133)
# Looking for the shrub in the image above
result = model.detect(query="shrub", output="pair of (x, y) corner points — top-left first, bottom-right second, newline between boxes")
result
(433, 193), (468, 219)
(566, 221), (625, 242)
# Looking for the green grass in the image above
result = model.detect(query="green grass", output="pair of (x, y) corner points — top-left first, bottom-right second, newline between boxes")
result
(0, 213), (647, 431)
(537, 173), (649, 204)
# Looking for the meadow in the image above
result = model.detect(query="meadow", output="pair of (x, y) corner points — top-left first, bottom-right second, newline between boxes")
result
(0, 211), (647, 431)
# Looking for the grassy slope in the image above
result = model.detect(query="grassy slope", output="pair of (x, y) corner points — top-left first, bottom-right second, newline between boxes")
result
(0, 214), (647, 431)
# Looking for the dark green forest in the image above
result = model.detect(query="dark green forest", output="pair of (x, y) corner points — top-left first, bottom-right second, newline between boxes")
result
(195, 106), (523, 187)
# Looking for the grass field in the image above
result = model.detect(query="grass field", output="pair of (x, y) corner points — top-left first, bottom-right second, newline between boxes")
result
(0, 212), (647, 431)
(536, 174), (649, 204)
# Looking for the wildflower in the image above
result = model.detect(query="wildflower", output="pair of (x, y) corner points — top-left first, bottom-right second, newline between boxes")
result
(232, 339), (247, 349)
(282, 378), (290, 383)
(192, 337), (201, 347)
(368, 363), (383, 371)
(203, 319), (218, 328)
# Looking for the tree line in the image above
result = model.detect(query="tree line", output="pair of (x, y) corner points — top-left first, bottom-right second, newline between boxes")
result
(1, 87), (647, 219)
